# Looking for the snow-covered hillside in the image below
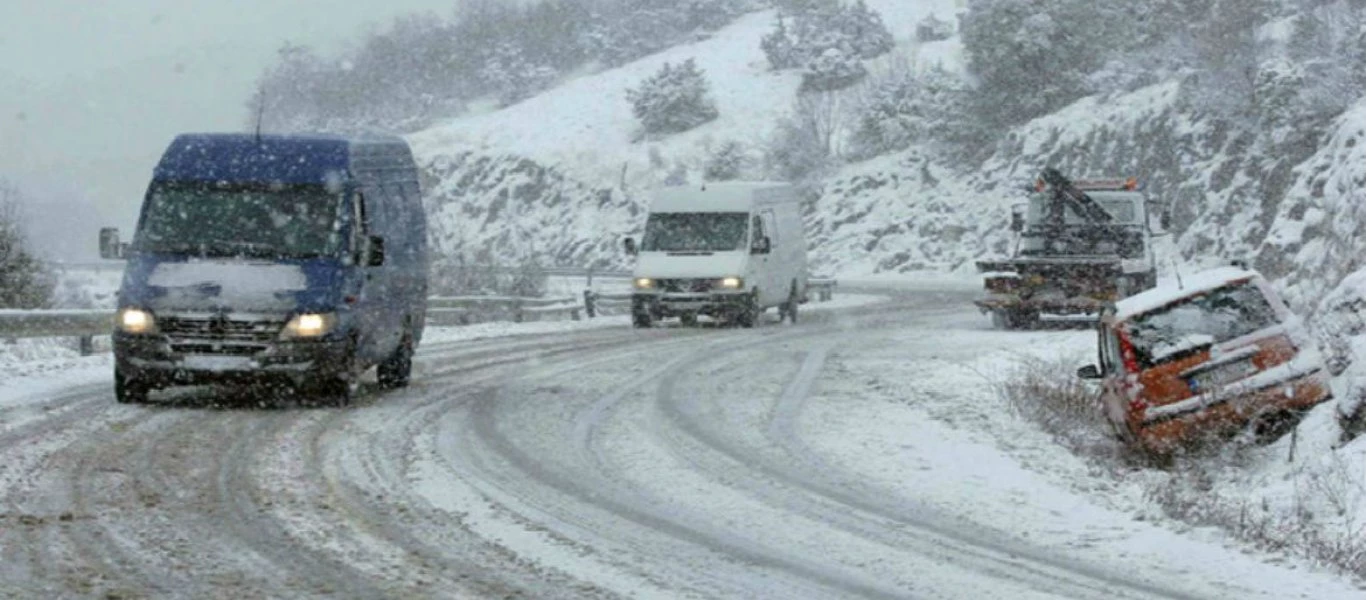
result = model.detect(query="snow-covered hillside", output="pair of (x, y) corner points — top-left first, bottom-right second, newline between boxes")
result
(406, 0), (964, 269)
(406, 0), (1363, 319)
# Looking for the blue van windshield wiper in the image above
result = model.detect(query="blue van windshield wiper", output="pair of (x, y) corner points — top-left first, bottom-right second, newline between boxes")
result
(205, 239), (281, 258)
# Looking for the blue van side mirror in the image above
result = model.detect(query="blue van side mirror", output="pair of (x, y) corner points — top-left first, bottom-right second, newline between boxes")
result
(367, 236), (386, 267)
(99, 227), (123, 259)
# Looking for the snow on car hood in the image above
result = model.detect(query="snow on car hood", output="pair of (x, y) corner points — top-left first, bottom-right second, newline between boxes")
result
(146, 260), (309, 312)
(632, 251), (748, 279)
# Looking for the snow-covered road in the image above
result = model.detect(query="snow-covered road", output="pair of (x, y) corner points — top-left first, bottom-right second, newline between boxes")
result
(1, 289), (1362, 599)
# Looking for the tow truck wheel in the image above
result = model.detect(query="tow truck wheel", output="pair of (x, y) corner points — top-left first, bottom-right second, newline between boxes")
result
(992, 309), (1038, 330)
(680, 313), (698, 327)
(114, 368), (150, 404)
(632, 311), (653, 328)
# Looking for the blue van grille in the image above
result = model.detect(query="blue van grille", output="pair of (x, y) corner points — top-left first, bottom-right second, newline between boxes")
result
(160, 316), (284, 343)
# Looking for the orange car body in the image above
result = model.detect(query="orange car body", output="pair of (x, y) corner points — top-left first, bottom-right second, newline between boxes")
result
(1084, 267), (1332, 455)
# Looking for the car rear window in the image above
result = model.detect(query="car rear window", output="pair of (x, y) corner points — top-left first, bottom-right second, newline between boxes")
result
(1124, 282), (1279, 368)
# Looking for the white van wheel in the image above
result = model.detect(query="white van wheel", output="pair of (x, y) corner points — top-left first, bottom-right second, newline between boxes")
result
(736, 291), (760, 329)
(783, 285), (800, 324)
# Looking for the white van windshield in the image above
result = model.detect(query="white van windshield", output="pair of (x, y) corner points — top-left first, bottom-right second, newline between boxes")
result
(136, 182), (346, 260)
(641, 212), (749, 253)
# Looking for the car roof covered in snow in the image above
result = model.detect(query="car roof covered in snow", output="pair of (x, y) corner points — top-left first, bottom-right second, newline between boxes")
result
(152, 133), (411, 185)
(1113, 266), (1261, 321)
(648, 182), (795, 213)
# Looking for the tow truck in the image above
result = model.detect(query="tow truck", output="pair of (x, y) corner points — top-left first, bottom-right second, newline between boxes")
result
(975, 168), (1162, 329)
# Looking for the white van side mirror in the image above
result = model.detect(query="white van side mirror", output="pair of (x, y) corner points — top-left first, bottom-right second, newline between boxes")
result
(623, 237), (638, 256)
(751, 236), (771, 255)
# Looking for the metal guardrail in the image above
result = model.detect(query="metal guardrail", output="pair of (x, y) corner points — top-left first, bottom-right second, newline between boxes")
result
(582, 278), (838, 317)
(0, 296), (586, 356)
(809, 278), (837, 302)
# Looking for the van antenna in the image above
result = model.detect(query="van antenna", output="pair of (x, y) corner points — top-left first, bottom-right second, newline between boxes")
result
(253, 86), (267, 144)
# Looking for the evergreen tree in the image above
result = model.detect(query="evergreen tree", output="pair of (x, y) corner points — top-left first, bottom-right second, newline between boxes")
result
(626, 58), (721, 137)
(760, 0), (894, 87)
(481, 43), (559, 107)
(848, 66), (968, 159)
(801, 47), (867, 91)
(959, 0), (1116, 128)
(761, 15), (800, 69)
(705, 141), (750, 181)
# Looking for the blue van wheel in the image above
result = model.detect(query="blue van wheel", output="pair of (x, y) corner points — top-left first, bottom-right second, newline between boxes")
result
(378, 333), (414, 389)
(114, 368), (150, 404)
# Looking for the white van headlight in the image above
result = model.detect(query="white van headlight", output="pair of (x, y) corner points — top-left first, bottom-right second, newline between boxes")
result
(634, 278), (655, 289)
(117, 308), (158, 335)
(281, 313), (337, 339)
(719, 277), (743, 289)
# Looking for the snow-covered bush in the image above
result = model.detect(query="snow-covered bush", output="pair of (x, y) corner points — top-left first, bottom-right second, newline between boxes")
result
(996, 355), (1114, 457)
(959, 0), (1122, 128)
(480, 43), (559, 108)
(761, 0), (893, 91)
(626, 58), (720, 138)
(1184, 0), (1276, 119)
(0, 181), (53, 309)
(583, 0), (758, 66)
(801, 47), (867, 92)
(760, 16), (800, 70)
(704, 141), (751, 181)
(847, 66), (970, 159)
(765, 92), (845, 183)
(915, 14), (953, 43)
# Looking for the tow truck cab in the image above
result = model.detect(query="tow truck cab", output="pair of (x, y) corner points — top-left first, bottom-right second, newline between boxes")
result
(103, 133), (428, 404)
(976, 173), (1160, 329)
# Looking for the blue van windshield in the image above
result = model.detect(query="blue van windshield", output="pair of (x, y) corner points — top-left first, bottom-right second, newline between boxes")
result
(641, 212), (748, 252)
(135, 182), (346, 260)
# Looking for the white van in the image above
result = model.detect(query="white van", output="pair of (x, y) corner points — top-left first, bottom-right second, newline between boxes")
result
(624, 182), (808, 328)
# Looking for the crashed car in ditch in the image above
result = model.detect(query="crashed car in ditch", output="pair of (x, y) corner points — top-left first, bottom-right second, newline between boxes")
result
(1077, 266), (1332, 457)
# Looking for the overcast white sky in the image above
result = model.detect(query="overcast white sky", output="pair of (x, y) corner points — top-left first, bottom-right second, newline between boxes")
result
(0, 0), (459, 259)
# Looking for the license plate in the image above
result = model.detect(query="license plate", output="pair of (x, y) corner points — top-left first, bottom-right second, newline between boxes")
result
(182, 355), (257, 372)
(1190, 360), (1257, 392)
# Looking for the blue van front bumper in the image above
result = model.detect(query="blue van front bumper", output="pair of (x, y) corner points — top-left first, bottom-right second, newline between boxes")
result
(114, 332), (351, 387)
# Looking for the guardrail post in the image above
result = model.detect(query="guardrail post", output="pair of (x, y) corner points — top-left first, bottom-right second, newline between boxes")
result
(584, 290), (597, 319)
(79, 335), (95, 356)
(514, 299), (525, 323)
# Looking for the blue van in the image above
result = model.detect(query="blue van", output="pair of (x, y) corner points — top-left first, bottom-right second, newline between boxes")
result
(101, 133), (428, 405)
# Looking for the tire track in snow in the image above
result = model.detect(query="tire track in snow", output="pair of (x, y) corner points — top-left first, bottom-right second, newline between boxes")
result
(643, 315), (1206, 599)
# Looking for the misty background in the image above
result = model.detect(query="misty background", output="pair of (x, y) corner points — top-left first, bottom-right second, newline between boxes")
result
(0, 0), (457, 260)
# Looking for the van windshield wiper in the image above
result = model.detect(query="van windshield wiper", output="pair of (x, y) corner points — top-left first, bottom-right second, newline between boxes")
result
(204, 239), (281, 259)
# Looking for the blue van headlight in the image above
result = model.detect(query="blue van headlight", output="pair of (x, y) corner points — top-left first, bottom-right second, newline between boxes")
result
(117, 308), (158, 335)
(281, 313), (338, 340)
